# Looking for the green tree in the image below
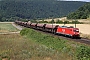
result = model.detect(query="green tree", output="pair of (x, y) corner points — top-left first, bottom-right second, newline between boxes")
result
(49, 19), (55, 23)
(0, 14), (2, 22)
(56, 20), (63, 24)
(64, 21), (69, 24)
(67, 3), (90, 19)
(0, 0), (85, 21)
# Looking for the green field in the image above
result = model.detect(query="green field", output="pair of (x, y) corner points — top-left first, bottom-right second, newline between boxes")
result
(0, 23), (19, 33)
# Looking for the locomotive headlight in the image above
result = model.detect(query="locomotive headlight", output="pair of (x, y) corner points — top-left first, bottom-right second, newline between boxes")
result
(76, 30), (79, 32)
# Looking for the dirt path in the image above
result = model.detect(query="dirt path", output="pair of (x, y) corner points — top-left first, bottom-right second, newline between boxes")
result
(0, 22), (13, 23)
(12, 22), (23, 30)
(0, 31), (20, 34)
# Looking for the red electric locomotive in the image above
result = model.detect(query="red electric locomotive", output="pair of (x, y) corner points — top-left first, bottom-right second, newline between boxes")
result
(56, 26), (80, 38)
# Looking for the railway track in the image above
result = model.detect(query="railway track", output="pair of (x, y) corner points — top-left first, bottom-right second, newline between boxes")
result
(35, 29), (90, 45)
(14, 23), (90, 45)
(73, 38), (90, 45)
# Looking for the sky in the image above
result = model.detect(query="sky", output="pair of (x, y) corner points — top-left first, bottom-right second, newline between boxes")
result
(61, 0), (90, 2)
(0, 0), (90, 2)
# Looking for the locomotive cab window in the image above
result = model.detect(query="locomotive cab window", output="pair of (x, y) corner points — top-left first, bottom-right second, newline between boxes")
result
(73, 30), (79, 32)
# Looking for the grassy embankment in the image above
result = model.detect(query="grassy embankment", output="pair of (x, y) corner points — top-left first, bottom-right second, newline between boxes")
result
(20, 28), (90, 60)
(0, 23), (18, 33)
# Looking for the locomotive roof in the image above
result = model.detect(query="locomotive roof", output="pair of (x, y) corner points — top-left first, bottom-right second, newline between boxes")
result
(60, 26), (74, 28)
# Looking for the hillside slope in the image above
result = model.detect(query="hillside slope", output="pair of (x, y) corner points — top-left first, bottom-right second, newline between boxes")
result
(67, 3), (90, 19)
(0, 0), (86, 21)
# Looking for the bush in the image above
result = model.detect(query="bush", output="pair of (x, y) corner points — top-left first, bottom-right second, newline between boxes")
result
(20, 28), (67, 50)
(76, 45), (90, 60)
(56, 20), (63, 24)
(20, 28), (30, 36)
(64, 21), (69, 24)
(72, 20), (81, 24)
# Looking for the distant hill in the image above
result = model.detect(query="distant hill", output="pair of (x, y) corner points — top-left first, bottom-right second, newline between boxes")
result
(0, 0), (86, 21)
(67, 3), (90, 19)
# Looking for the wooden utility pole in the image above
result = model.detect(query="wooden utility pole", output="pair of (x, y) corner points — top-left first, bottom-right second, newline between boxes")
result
(74, 16), (77, 28)
(52, 18), (54, 33)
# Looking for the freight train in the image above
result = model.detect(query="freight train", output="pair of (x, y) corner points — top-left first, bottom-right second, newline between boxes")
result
(15, 20), (80, 38)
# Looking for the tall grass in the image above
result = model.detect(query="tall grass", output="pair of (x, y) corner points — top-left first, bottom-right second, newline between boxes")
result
(20, 28), (90, 60)
(0, 33), (74, 60)
(0, 34), (64, 60)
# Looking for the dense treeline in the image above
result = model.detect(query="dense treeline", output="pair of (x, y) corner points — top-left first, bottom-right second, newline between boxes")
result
(33, 19), (83, 24)
(0, 0), (85, 21)
(67, 3), (90, 19)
